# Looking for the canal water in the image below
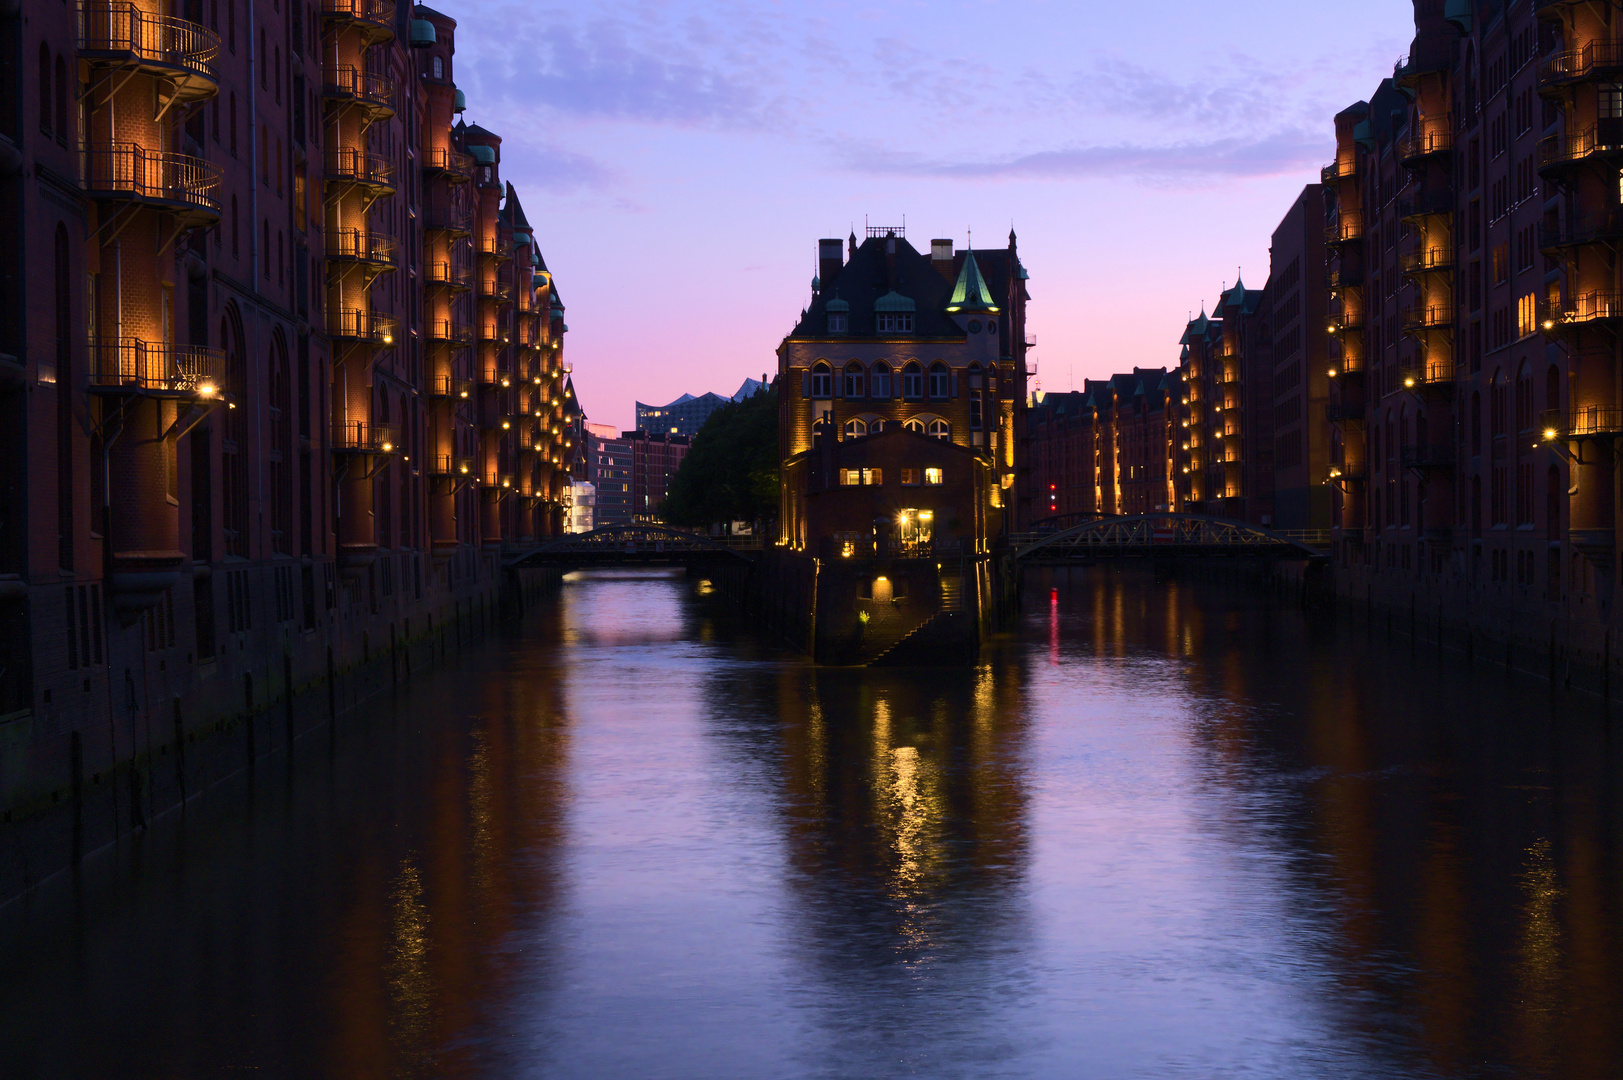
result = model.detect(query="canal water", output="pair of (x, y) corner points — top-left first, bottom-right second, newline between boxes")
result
(1, 567), (1620, 1079)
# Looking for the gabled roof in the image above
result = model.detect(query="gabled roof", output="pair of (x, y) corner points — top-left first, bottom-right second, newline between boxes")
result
(463, 122), (499, 140)
(504, 182), (532, 231)
(946, 250), (999, 313)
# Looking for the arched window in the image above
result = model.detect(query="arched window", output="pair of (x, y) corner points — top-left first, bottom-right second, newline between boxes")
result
(1516, 361), (1532, 432)
(843, 418), (867, 437)
(903, 418), (925, 434)
(809, 362), (832, 398)
(928, 362), (950, 399)
(929, 419), (950, 441)
(870, 418), (884, 433)
(843, 362), (864, 399)
(902, 362), (923, 399)
(968, 362), (984, 430)
(432, 55), (444, 79)
(871, 362), (892, 399)
(38, 44), (51, 136)
(54, 54), (68, 144)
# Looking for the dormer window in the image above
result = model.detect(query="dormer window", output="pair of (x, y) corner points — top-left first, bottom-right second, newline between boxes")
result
(827, 312), (847, 333)
(877, 313), (913, 333)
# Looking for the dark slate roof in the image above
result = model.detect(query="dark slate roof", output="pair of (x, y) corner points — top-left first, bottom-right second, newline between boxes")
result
(413, 4), (452, 20)
(463, 122), (499, 140)
(504, 182), (532, 231)
(788, 233), (1019, 340)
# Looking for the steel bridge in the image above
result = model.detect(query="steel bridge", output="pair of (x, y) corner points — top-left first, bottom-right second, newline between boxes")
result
(1011, 513), (1329, 562)
(506, 523), (756, 570)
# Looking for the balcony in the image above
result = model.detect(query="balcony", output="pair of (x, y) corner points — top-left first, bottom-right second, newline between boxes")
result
(430, 376), (474, 399)
(323, 64), (395, 121)
(1539, 123), (1623, 176)
(1398, 190), (1454, 223)
(1399, 127), (1453, 165)
(422, 206), (471, 237)
(1328, 309), (1364, 335)
(78, 3), (220, 104)
(1399, 246), (1454, 275)
(325, 227), (397, 270)
(1320, 157), (1357, 184)
(479, 277), (513, 301)
(1327, 265), (1364, 290)
(1325, 211), (1364, 246)
(319, 0), (395, 45)
(87, 339), (224, 396)
(80, 143), (221, 224)
(423, 146), (474, 182)
(324, 146), (395, 195)
(426, 318), (473, 345)
(1400, 443), (1456, 470)
(1398, 359), (1455, 388)
(478, 362), (511, 386)
(1538, 211), (1623, 254)
(425, 259), (472, 290)
(1538, 40), (1623, 96)
(477, 234), (511, 258)
(1540, 291), (1623, 331)
(331, 421), (399, 454)
(327, 308), (398, 346)
(1399, 304), (1453, 334)
(1326, 401), (1364, 424)
(1543, 405), (1623, 439)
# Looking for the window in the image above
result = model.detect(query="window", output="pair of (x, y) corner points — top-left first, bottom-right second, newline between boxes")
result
(865, 469), (882, 486)
(1603, 83), (1623, 119)
(1517, 293), (1535, 338)
(869, 418), (884, 433)
(843, 364), (864, 399)
(55, 54), (68, 144)
(432, 55), (444, 79)
(929, 419), (950, 441)
(903, 418), (925, 434)
(809, 363), (832, 398)
(877, 313), (913, 333)
(928, 362), (949, 399)
(900, 468), (920, 486)
(843, 418), (867, 437)
(871, 363), (892, 399)
(902, 363), (923, 399)
(827, 312), (847, 333)
(840, 468), (881, 485)
(925, 467), (944, 485)
(37, 44), (50, 136)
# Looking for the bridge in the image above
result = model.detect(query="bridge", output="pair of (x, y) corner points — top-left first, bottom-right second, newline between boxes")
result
(1011, 513), (1330, 562)
(506, 523), (757, 570)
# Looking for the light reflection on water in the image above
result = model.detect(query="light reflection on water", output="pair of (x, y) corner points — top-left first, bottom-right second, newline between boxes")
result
(1, 566), (1621, 1079)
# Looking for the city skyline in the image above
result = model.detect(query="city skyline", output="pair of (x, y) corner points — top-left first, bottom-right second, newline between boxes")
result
(446, 0), (1413, 428)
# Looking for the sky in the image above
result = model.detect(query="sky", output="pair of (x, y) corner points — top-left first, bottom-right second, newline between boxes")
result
(446, 0), (1417, 431)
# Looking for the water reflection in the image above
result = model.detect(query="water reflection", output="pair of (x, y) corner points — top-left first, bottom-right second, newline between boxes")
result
(0, 567), (1620, 1079)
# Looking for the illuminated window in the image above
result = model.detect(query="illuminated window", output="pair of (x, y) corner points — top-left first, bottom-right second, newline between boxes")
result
(864, 468), (883, 485)
(841, 469), (861, 486)
(843, 418), (867, 437)
(925, 467), (944, 485)
(1516, 292), (1535, 337)
(900, 468), (920, 486)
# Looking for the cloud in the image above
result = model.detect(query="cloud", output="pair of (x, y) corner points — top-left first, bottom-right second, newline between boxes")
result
(842, 128), (1327, 183)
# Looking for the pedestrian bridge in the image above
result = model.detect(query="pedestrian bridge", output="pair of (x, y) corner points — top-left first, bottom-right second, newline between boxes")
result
(1011, 513), (1329, 562)
(506, 523), (758, 570)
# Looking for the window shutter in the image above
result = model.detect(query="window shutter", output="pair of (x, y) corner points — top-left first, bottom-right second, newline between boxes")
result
(802, 371), (810, 397)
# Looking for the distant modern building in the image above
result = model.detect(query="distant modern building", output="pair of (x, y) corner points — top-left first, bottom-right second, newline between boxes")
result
(636, 377), (769, 437)
(586, 427), (690, 523)
(568, 482), (596, 533)
(589, 430), (634, 525)
(627, 432), (691, 520)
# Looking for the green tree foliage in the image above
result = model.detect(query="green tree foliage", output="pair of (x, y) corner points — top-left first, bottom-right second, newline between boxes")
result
(660, 382), (779, 529)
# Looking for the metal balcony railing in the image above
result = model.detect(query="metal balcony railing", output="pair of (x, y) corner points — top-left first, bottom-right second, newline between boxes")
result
(1541, 291), (1623, 328)
(1399, 126), (1454, 163)
(1539, 123), (1623, 172)
(478, 362), (510, 385)
(430, 376), (474, 399)
(1398, 190), (1454, 221)
(325, 227), (397, 266)
(1327, 265), (1363, 290)
(477, 234), (511, 257)
(320, 0), (395, 36)
(1398, 359), (1455, 387)
(327, 308), (399, 345)
(424, 259), (472, 288)
(77, 3), (220, 96)
(1399, 304), (1453, 333)
(1539, 39), (1623, 89)
(1544, 405), (1623, 437)
(331, 421), (399, 453)
(87, 339), (224, 394)
(426, 318), (473, 344)
(80, 143), (221, 217)
(1325, 211), (1364, 244)
(1538, 211), (1623, 252)
(1320, 157), (1356, 183)
(324, 146), (394, 190)
(1399, 246), (1454, 274)
(323, 64), (394, 114)
(421, 206), (471, 235)
(423, 146), (474, 179)
(1326, 401), (1364, 424)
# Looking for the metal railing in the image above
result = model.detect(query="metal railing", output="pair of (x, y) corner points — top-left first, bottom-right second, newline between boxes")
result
(325, 227), (397, 265)
(425, 318), (473, 344)
(80, 143), (221, 214)
(1399, 304), (1453, 332)
(424, 259), (472, 288)
(477, 234), (511, 257)
(1327, 265), (1363, 289)
(320, 0), (395, 28)
(428, 454), (478, 476)
(324, 146), (394, 189)
(87, 339), (224, 393)
(323, 64), (394, 111)
(1399, 127), (1454, 161)
(1320, 158), (1356, 183)
(430, 376), (474, 399)
(1544, 404), (1623, 437)
(1399, 246), (1454, 274)
(327, 308), (399, 344)
(331, 421), (399, 453)
(78, 3), (220, 84)
(423, 146), (474, 177)
(1398, 359), (1455, 386)
(1538, 211), (1623, 251)
(1325, 211), (1364, 244)
(1539, 39), (1623, 87)
(421, 206), (470, 235)
(1539, 123), (1623, 170)
(1398, 190), (1454, 220)
(1541, 291), (1623, 327)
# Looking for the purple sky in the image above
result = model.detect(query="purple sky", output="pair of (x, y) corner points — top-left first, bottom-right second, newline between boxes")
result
(449, 0), (1415, 431)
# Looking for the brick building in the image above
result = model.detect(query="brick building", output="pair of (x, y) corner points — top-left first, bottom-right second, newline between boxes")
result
(1028, 369), (1177, 523)
(776, 227), (1032, 555)
(1269, 185), (1333, 530)
(0, 1), (578, 821)
(626, 430), (690, 521)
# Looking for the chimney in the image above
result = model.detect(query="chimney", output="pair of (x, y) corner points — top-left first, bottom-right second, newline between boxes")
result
(818, 239), (843, 291)
(931, 239), (954, 282)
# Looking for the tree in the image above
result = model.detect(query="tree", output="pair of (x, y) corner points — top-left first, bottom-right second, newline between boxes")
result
(660, 382), (778, 530)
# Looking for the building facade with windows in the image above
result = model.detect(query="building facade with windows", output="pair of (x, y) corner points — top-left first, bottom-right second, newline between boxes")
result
(635, 377), (768, 438)
(0, 0), (577, 846)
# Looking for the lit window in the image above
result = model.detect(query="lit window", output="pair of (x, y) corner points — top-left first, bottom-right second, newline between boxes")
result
(844, 418), (867, 437)
(865, 468), (883, 485)
(929, 419), (950, 440)
(900, 468), (920, 486)
(925, 467), (944, 485)
(841, 469), (862, 486)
